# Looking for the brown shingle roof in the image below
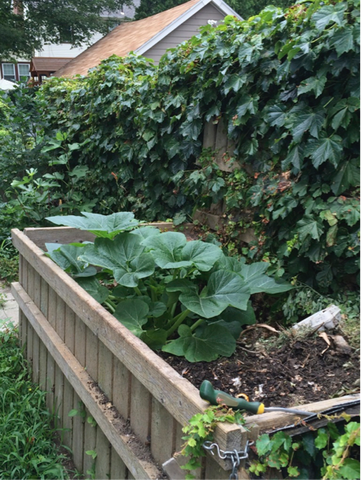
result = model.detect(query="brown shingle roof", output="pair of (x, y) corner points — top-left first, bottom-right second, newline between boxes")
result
(54, 0), (203, 78)
(30, 57), (74, 74)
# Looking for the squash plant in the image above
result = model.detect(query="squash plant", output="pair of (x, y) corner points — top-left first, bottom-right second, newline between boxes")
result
(45, 212), (291, 362)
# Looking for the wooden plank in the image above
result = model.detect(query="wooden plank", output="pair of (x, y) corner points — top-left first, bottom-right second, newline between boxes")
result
(56, 296), (66, 341)
(130, 376), (151, 445)
(39, 278), (49, 389)
(12, 282), (163, 480)
(85, 326), (99, 382)
(83, 407), (97, 477)
(46, 287), (57, 412)
(151, 398), (176, 466)
(65, 304), (75, 355)
(54, 364), (64, 435)
(74, 314), (86, 366)
(11, 228), (241, 452)
(245, 394), (361, 434)
(95, 428), (111, 479)
(62, 377), (74, 448)
(110, 446), (127, 480)
(71, 392), (85, 474)
(98, 341), (113, 399)
(23, 223), (195, 251)
(112, 356), (131, 420)
(24, 227), (96, 251)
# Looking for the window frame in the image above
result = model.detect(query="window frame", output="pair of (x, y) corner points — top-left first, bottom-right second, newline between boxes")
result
(2, 63), (16, 82)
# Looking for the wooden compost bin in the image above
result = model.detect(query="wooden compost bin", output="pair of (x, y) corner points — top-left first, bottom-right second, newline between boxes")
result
(11, 225), (249, 480)
(11, 226), (360, 480)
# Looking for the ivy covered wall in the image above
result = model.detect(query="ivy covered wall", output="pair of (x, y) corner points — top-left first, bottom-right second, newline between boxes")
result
(1, 0), (359, 294)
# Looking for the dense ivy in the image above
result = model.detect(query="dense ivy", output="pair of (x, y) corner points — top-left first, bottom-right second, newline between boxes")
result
(1, 0), (359, 294)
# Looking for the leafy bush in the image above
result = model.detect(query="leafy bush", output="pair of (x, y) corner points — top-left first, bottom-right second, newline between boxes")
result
(45, 212), (291, 362)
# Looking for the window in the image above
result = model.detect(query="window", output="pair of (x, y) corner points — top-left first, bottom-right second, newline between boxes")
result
(2, 63), (16, 82)
(18, 64), (30, 82)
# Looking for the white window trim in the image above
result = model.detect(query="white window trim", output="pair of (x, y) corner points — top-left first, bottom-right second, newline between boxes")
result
(2, 63), (16, 82)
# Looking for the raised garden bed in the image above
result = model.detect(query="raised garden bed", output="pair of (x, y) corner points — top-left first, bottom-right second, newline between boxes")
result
(11, 225), (360, 479)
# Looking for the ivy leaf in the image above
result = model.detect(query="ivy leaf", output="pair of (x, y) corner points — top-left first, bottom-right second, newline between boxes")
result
(305, 135), (343, 168)
(297, 216), (324, 241)
(331, 159), (360, 195)
(312, 4), (346, 31)
(180, 118), (202, 140)
(46, 212), (139, 239)
(282, 145), (304, 170)
(162, 324), (236, 362)
(291, 110), (325, 142)
(266, 105), (288, 127)
(179, 270), (250, 318)
(329, 26), (354, 56)
(113, 299), (149, 337)
(298, 76), (327, 98)
(235, 95), (259, 120)
(256, 434), (272, 456)
(223, 74), (245, 94)
(339, 459), (361, 480)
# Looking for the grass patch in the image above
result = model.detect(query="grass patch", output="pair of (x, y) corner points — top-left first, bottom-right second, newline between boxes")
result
(0, 321), (69, 479)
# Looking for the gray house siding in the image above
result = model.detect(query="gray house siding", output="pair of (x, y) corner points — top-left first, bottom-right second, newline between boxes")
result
(143, 4), (227, 63)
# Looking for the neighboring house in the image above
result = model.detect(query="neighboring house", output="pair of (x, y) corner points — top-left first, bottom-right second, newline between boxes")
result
(54, 0), (241, 78)
(0, 1), (140, 85)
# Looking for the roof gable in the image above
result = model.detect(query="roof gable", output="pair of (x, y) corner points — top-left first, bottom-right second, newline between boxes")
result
(55, 0), (241, 78)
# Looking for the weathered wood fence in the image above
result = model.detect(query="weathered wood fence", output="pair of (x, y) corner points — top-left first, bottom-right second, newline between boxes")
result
(11, 226), (247, 480)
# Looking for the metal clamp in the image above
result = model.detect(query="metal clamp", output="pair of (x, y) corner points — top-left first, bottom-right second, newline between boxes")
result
(203, 440), (251, 480)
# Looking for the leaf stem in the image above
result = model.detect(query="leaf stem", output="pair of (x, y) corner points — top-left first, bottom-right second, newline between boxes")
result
(190, 319), (204, 332)
(166, 309), (191, 336)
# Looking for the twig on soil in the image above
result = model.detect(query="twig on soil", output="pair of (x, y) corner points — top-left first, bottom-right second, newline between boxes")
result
(238, 324), (280, 339)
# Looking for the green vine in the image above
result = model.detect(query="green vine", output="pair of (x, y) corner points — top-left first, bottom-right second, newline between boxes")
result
(249, 415), (360, 479)
(179, 405), (245, 479)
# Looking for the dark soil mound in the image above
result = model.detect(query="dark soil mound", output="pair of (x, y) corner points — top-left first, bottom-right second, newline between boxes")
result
(160, 329), (360, 408)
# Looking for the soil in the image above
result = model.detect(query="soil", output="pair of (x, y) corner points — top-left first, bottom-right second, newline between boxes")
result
(159, 327), (360, 408)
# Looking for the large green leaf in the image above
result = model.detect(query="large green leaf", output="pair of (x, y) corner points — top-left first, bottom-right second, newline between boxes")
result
(130, 226), (161, 241)
(162, 324), (236, 362)
(113, 299), (149, 337)
(80, 234), (155, 287)
(45, 243), (97, 278)
(46, 212), (139, 239)
(239, 263), (292, 294)
(181, 240), (222, 271)
(142, 232), (191, 269)
(179, 270), (250, 318)
(76, 277), (109, 304)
